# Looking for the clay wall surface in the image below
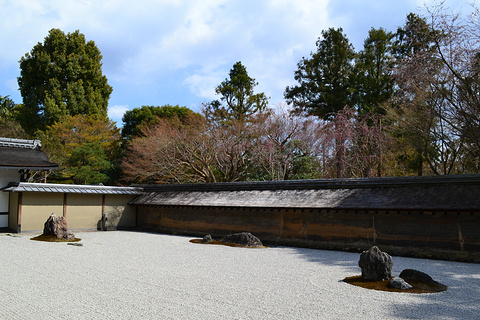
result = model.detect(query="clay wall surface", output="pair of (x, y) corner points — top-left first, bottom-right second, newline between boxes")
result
(21, 193), (63, 231)
(8, 192), (137, 232)
(65, 193), (103, 230)
(136, 206), (480, 262)
(133, 175), (480, 262)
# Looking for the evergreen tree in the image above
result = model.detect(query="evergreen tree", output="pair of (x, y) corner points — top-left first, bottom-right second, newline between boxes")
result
(204, 61), (268, 123)
(17, 28), (112, 135)
(284, 28), (356, 120)
(354, 28), (395, 115)
(389, 13), (439, 176)
(0, 95), (26, 138)
(121, 105), (201, 140)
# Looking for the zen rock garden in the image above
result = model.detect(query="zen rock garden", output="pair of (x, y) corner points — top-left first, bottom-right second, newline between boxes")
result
(345, 245), (448, 293)
(31, 213), (81, 243)
(194, 234), (447, 293)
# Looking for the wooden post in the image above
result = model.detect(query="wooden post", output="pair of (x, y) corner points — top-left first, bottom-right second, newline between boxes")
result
(63, 193), (67, 218)
(17, 192), (22, 233)
(101, 194), (106, 231)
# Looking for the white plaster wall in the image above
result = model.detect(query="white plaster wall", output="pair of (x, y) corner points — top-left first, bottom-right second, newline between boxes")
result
(0, 169), (20, 212)
(0, 214), (7, 227)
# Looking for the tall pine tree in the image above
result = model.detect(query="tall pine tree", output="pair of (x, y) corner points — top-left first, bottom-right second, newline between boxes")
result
(284, 28), (356, 120)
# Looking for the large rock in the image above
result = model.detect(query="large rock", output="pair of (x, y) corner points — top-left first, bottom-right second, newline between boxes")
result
(43, 213), (75, 240)
(399, 269), (447, 291)
(358, 246), (393, 281)
(399, 269), (435, 283)
(220, 232), (263, 247)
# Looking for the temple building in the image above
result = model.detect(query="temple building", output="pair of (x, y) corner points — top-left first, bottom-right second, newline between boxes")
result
(0, 137), (58, 228)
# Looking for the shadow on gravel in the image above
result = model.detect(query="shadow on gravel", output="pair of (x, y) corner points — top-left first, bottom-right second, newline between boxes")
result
(282, 245), (359, 273)
(387, 265), (480, 320)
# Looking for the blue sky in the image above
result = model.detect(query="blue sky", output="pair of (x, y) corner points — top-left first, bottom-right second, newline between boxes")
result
(0, 0), (472, 126)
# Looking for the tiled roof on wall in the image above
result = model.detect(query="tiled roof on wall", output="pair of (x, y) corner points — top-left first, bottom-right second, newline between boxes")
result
(130, 175), (480, 211)
(2, 182), (143, 195)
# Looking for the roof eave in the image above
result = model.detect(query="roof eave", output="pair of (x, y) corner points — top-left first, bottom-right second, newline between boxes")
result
(2, 182), (143, 195)
(0, 165), (59, 170)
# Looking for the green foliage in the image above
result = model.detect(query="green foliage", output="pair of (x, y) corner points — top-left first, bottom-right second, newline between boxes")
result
(0, 118), (27, 139)
(121, 104), (201, 140)
(354, 28), (395, 115)
(284, 28), (356, 120)
(67, 143), (111, 185)
(205, 61), (268, 123)
(387, 13), (441, 176)
(393, 13), (436, 58)
(0, 95), (27, 138)
(17, 28), (112, 135)
(38, 114), (120, 184)
(287, 153), (323, 180)
(0, 95), (17, 119)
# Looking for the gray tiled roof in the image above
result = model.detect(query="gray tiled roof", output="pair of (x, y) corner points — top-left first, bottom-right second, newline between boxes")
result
(0, 137), (42, 149)
(0, 137), (58, 169)
(130, 175), (480, 211)
(2, 182), (143, 195)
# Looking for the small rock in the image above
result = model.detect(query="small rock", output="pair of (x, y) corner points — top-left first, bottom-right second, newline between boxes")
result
(202, 234), (213, 243)
(388, 277), (412, 290)
(220, 232), (263, 247)
(67, 243), (83, 247)
(358, 246), (393, 281)
(64, 230), (76, 240)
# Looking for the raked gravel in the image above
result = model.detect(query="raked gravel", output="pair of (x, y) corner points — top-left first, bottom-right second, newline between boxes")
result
(1, 231), (479, 320)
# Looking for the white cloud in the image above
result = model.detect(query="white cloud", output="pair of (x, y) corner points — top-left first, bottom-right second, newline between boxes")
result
(108, 104), (129, 124)
(174, 0), (332, 103)
(183, 73), (219, 101)
(1, 0), (332, 107)
(1, 0), (474, 114)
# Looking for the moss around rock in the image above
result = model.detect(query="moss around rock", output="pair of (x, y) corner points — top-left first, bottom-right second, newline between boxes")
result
(31, 234), (81, 242)
(345, 247), (447, 293)
(343, 275), (447, 293)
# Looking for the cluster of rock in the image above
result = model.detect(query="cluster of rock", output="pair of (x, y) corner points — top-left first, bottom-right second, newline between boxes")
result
(202, 232), (264, 248)
(358, 246), (447, 291)
(43, 213), (76, 240)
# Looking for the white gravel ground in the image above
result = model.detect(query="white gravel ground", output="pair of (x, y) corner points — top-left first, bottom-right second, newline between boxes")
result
(1, 231), (479, 320)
